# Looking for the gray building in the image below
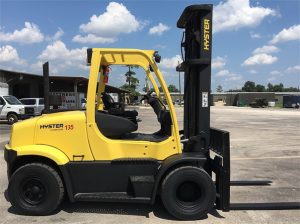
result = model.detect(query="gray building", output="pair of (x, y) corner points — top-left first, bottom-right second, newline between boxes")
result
(212, 92), (300, 107)
(0, 69), (129, 108)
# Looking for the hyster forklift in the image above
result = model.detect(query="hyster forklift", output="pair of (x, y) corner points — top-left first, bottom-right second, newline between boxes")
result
(6, 4), (298, 220)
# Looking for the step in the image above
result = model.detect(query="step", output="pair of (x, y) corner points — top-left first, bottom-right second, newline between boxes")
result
(74, 192), (151, 203)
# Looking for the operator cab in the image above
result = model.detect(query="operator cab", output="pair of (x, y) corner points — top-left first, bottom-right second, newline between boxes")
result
(93, 60), (172, 142)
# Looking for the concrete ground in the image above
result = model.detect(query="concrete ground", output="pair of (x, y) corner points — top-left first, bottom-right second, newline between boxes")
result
(0, 106), (299, 224)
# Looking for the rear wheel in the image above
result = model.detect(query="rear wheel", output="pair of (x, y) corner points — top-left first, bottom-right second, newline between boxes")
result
(161, 166), (216, 220)
(7, 113), (18, 125)
(8, 163), (64, 215)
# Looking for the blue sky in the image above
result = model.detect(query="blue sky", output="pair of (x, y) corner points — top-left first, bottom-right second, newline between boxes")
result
(0, 0), (299, 91)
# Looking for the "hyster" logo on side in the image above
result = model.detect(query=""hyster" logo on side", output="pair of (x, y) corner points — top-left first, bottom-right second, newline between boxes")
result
(203, 19), (210, 51)
(40, 124), (64, 130)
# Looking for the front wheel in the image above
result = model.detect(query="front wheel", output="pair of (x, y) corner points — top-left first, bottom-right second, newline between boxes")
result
(7, 113), (18, 125)
(161, 166), (216, 220)
(8, 163), (64, 215)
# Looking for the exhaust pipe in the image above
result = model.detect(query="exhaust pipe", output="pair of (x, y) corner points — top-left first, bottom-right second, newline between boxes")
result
(43, 62), (50, 112)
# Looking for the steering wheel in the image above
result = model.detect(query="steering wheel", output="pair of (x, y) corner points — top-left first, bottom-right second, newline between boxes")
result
(140, 90), (154, 103)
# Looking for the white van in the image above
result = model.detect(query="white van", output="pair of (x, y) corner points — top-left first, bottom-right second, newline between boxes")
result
(19, 98), (44, 116)
(0, 95), (26, 124)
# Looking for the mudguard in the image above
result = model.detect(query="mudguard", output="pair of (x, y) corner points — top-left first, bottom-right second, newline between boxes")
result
(5, 144), (69, 165)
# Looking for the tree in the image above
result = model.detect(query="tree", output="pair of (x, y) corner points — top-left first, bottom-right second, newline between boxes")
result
(267, 83), (283, 92)
(143, 87), (155, 92)
(168, 84), (179, 93)
(122, 65), (140, 102)
(242, 81), (256, 92)
(284, 86), (299, 92)
(272, 83), (284, 92)
(216, 85), (223, 92)
(267, 83), (273, 92)
(255, 84), (265, 92)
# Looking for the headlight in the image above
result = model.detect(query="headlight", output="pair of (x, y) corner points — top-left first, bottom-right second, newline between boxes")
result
(19, 108), (25, 114)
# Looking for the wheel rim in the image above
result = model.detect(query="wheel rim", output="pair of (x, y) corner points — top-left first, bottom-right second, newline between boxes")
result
(20, 178), (47, 205)
(8, 116), (15, 123)
(176, 181), (202, 204)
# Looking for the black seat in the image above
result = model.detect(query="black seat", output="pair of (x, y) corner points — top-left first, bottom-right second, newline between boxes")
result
(102, 93), (138, 124)
(95, 111), (137, 138)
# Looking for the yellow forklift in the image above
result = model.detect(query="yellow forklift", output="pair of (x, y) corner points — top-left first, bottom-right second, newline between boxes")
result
(4, 5), (229, 220)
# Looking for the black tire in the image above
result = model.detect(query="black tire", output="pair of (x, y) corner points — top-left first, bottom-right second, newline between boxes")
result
(7, 113), (18, 125)
(161, 166), (216, 220)
(8, 163), (64, 215)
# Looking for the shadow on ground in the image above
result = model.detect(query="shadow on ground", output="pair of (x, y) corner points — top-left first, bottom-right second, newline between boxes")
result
(7, 198), (224, 221)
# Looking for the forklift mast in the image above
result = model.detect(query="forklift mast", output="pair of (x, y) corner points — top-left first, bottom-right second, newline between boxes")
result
(177, 5), (213, 153)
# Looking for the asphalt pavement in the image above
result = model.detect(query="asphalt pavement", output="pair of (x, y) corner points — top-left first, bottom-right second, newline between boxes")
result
(0, 106), (299, 224)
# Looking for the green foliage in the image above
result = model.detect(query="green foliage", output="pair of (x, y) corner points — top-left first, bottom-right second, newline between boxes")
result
(120, 84), (140, 98)
(122, 65), (140, 101)
(227, 81), (299, 92)
(242, 81), (256, 92)
(255, 84), (265, 92)
(267, 83), (283, 92)
(168, 84), (179, 93)
(216, 85), (223, 92)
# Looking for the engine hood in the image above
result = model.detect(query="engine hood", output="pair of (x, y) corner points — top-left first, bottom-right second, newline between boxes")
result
(10, 116), (40, 148)
(10, 110), (86, 149)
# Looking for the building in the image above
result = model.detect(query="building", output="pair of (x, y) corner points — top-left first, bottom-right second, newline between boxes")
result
(0, 69), (129, 108)
(212, 92), (300, 107)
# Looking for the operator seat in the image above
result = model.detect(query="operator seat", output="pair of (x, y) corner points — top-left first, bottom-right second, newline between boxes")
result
(102, 93), (138, 123)
(95, 111), (137, 138)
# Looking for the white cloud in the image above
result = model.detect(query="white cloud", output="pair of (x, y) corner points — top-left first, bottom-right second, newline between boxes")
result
(215, 69), (230, 77)
(214, 69), (242, 81)
(252, 45), (279, 54)
(249, 69), (257, 74)
(38, 40), (85, 61)
(159, 55), (182, 69)
(73, 2), (142, 44)
(73, 34), (116, 44)
(148, 23), (170, 35)
(46, 28), (64, 41)
(0, 22), (44, 44)
(33, 40), (88, 74)
(286, 65), (300, 73)
(242, 53), (278, 66)
(0, 45), (26, 65)
(270, 24), (300, 44)
(214, 0), (276, 33)
(212, 56), (226, 69)
(226, 75), (242, 81)
(250, 32), (261, 39)
(270, 70), (280, 75)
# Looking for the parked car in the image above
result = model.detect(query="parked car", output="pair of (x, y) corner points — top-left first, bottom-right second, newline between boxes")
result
(0, 95), (26, 124)
(19, 98), (45, 116)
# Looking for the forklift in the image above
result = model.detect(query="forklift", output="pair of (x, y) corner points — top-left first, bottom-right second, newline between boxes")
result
(4, 4), (298, 220)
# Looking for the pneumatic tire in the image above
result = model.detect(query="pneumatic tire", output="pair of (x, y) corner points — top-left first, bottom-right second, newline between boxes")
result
(161, 166), (216, 220)
(7, 113), (18, 125)
(8, 163), (64, 215)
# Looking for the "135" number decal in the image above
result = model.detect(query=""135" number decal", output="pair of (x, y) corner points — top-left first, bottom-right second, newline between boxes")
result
(65, 124), (74, 130)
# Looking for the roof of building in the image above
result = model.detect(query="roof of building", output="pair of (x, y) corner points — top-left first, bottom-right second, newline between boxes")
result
(0, 68), (129, 93)
(0, 68), (87, 82)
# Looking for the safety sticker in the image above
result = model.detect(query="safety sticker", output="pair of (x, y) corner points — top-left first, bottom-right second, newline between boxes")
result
(202, 92), (208, 107)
